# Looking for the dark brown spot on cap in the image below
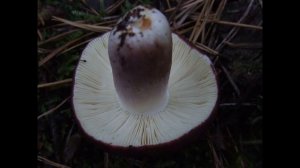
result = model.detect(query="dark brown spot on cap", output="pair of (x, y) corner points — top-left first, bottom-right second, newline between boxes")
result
(114, 7), (146, 50)
(139, 32), (144, 37)
(131, 7), (144, 18)
(117, 31), (135, 51)
(128, 32), (135, 37)
(114, 7), (143, 34)
(118, 33), (127, 51)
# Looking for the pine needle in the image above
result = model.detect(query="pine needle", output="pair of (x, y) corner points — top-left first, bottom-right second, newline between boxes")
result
(38, 29), (79, 46)
(38, 96), (71, 120)
(53, 16), (112, 32)
(38, 78), (73, 89)
(38, 32), (94, 67)
(38, 155), (71, 168)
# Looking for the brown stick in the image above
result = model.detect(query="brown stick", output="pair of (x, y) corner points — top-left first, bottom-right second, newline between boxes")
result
(169, 0), (184, 24)
(203, 19), (263, 30)
(215, 0), (255, 51)
(189, 0), (211, 42)
(219, 102), (256, 106)
(104, 152), (109, 168)
(53, 16), (112, 32)
(240, 140), (262, 145)
(60, 38), (93, 54)
(166, 0), (171, 9)
(175, 2), (202, 28)
(42, 20), (86, 29)
(37, 30), (43, 41)
(95, 19), (118, 26)
(38, 29), (78, 46)
(38, 78), (73, 89)
(208, 140), (223, 168)
(38, 48), (51, 54)
(221, 65), (240, 96)
(38, 32), (94, 67)
(224, 41), (262, 48)
(226, 128), (246, 168)
(200, 0), (215, 43)
(205, 0), (227, 46)
(38, 155), (71, 168)
(195, 43), (219, 55)
(38, 96), (71, 120)
(178, 26), (194, 35)
(173, 21), (195, 31)
(105, 0), (125, 14)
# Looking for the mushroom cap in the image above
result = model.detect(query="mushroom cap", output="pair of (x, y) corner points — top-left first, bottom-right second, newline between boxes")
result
(72, 32), (218, 155)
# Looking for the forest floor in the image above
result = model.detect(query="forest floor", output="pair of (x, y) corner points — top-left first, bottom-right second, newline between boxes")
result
(38, 0), (262, 167)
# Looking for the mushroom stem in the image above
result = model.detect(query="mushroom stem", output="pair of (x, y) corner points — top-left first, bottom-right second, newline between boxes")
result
(108, 6), (172, 115)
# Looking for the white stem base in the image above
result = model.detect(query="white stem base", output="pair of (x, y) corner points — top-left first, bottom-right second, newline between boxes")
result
(116, 89), (170, 116)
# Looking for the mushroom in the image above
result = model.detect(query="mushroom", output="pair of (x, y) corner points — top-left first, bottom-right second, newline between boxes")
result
(72, 5), (218, 155)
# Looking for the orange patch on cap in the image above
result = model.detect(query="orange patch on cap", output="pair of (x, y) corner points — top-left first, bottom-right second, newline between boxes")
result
(140, 17), (152, 30)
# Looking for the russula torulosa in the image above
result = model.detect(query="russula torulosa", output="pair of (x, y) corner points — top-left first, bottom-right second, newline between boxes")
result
(72, 5), (218, 154)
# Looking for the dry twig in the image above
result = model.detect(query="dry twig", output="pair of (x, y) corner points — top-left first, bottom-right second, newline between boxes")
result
(38, 30), (43, 41)
(224, 41), (262, 48)
(38, 29), (79, 46)
(105, 0), (125, 14)
(38, 78), (73, 89)
(221, 65), (241, 96)
(175, 1), (203, 28)
(208, 140), (224, 168)
(195, 42), (219, 55)
(202, 19), (262, 30)
(178, 26), (194, 35)
(189, 0), (214, 43)
(38, 48), (51, 54)
(206, 0), (227, 47)
(169, 0), (184, 24)
(38, 96), (71, 120)
(53, 16), (112, 32)
(38, 32), (94, 67)
(104, 153), (109, 168)
(38, 155), (71, 168)
(61, 38), (93, 54)
(215, 0), (255, 51)
(226, 128), (246, 168)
